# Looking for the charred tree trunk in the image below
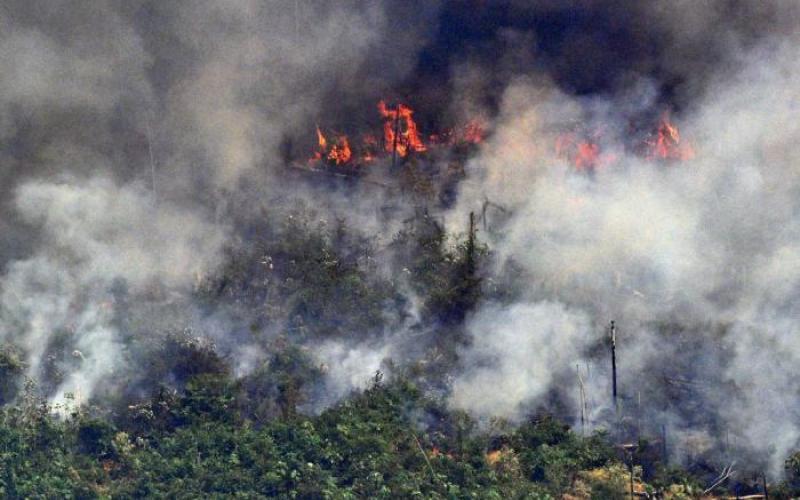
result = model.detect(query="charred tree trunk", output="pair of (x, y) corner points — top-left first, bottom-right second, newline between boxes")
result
(391, 103), (401, 170)
(577, 363), (587, 437)
(610, 320), (618, 410)
(466, 211), (476, 277)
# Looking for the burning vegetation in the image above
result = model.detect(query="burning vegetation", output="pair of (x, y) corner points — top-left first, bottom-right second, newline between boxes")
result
(307, 100), (486, 169)
(645, 113), (696, 161)
(556, 114), (695, 171)
(308, 100), (694, 174)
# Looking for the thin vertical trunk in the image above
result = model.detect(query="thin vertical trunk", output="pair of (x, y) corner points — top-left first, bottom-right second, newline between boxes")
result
(391, 104), (401, 169)
(577, 364), (587, 437)
(610, 320), (618, 409)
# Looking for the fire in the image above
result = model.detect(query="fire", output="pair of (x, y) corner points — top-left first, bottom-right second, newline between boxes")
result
(574, 142), (600, 169)
(485, 449), (505, 466)
(316, 125), (327, 151)
(307, 100), (485, 167)
(378, 100), (427, 157)
(428, 447), (454, 459)
(555, 131), (615, 170)
(311, 125), (327, 161)
(556, 114), (695, 171)
(310, 126), (352, 165)
(427, 119), (485, 147)
(462, 119), (485, 144)
(327, 135), (352, 165)
(646, 113), (695, 161)
(428, 130), (454, 146)
(306, 97), (697, 173)
(360, 133), (378, 163)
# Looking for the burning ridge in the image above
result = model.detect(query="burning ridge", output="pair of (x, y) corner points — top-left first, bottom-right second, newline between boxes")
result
(307, 100), (486, 170)
(307, 99), (695, 173)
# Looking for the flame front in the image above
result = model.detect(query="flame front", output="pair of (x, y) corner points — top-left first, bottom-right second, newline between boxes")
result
(316, 125), (327, 151)
(310, 127), (352, 165)
(306, 100), (484, 167)
(554, 114), (694, 171)
(327, 135), (352, 165)
(378, 100), (427, 157)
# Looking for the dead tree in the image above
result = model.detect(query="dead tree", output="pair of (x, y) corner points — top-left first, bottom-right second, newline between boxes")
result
(610, 320), (618, 412)
(391, 103), (401, 170)
(466, 211), (476, 276)
(577, 363), (588, 437)
(481, 197), (509, 231)
(703, 463), (735, 495)
(145, 118), (157, 204)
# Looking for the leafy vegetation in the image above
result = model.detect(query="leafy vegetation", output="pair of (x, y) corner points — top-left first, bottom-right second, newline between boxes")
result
(0, 376), (618, 498)
(0, 206), (796, 498)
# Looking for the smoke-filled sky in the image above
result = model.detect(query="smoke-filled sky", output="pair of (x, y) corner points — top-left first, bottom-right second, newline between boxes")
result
(1, 0), (800, 476)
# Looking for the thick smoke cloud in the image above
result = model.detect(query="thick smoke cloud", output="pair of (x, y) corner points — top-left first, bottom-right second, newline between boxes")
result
(451, 302), (591, 421)
(0, 0), (441, 404)
(447, 8), (800, 474)
(0, 177), (226, 404)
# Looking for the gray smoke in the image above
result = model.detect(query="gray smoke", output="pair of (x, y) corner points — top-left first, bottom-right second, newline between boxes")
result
(0, 0), (440, 406)
(447, 16), (800, 474)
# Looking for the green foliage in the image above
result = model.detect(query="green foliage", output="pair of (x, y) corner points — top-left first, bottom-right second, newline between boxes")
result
(198, 207), (402, 343)
(77, 417), (117, 458)
(0, 345), (24, 404)
(0, 379), (633, 498)
(510, 416), (615, 495)
(0, 205), (756, 498)
(775, 450), (800, 498)
(391, 210), (487, 327)
(238, 343), (324, 422)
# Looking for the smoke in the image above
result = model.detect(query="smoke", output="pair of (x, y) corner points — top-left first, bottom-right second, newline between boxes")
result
(0, 177), (226, 404)
(445, 5), (800, 474)
(451, 302), (592, 421)
(0, 0), (441, 404)
(2, 0), (800, 478)
(313, 340), (393, 406)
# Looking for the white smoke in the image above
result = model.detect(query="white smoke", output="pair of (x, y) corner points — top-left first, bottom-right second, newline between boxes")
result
(446, 31), (800, 473)
(0, 177), (226, 404)
(451, 302), (592, 421)
(0, 0), (444, 401)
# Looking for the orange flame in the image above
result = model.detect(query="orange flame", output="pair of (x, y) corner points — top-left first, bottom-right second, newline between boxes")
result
(316, 125), (327, 150)
(308, 101), (487, 166)
(327, 135), (352, 165)
(378, 100), (427, 157)
(555, 131), (614, 171)
(311, 125), (327, 162)
(310, 126), (352, 165)
(574, 142), (600, 170)
(646, 114), (695, 161)
(428, 446), (454, 459)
